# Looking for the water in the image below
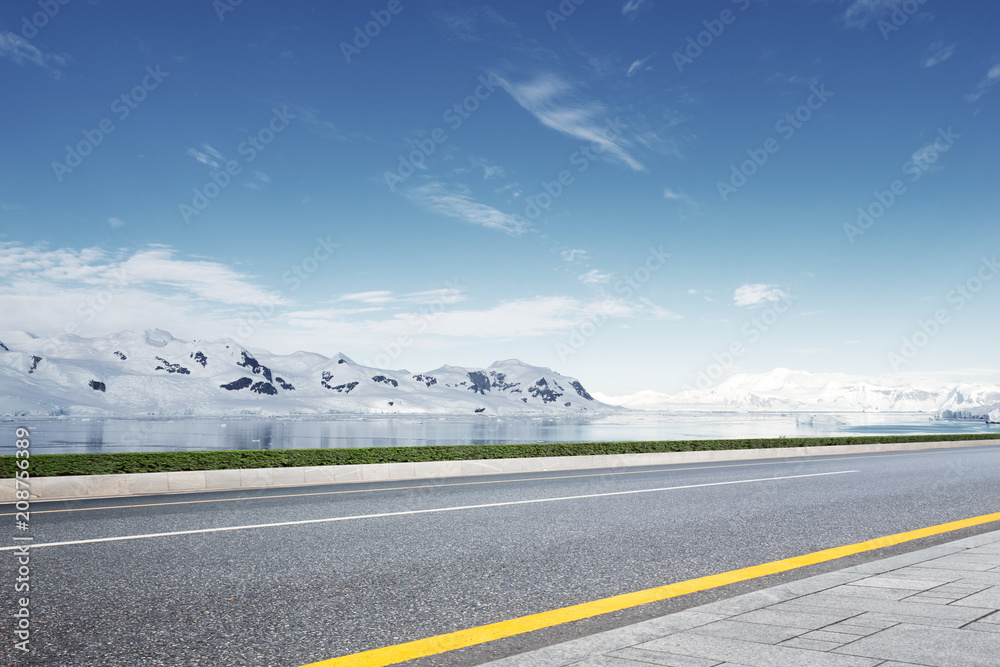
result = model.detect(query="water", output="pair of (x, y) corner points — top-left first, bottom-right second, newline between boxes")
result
(2, 412), (997, 455)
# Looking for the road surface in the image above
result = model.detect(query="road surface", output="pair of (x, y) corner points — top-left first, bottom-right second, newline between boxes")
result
(3, 443), (999, 666)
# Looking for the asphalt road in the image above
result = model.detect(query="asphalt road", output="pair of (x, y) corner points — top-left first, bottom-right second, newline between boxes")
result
(3, 444), (1000, 667)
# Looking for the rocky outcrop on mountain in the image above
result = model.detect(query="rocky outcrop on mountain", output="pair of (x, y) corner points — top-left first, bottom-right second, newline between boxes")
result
(371, 375), (399, 387)
(528, 378), (562, 403)
(237, 351), (272, 382)
(221, 378), (254, 391)
(154, 357), (190, 375)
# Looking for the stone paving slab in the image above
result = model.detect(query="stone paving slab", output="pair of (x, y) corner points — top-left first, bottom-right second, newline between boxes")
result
(481, 528), (1000, 667)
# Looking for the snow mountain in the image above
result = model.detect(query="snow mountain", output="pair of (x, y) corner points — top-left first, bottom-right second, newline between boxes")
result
(0, 330), (613, 417)
(596, 368), (1000, 415)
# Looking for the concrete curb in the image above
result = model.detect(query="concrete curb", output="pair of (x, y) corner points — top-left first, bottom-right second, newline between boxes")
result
(5, 439), (996, 502)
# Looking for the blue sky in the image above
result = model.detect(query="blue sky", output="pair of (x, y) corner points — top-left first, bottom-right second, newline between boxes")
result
(1, 0), (998, 395)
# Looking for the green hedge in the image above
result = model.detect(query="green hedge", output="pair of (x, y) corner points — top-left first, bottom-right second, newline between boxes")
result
(2, 433), (999, 478)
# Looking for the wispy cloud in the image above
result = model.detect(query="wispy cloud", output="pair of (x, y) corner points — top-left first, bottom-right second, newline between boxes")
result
(433, 6), (515, 42)
(578, 269), (611, 285)
(337, 288), (466, 307)
(0, 31), (66, 75)
(470, 156), (505, 180)
(288, 105), (345, 141)
(663, 188), (702, 216)
(638, 297), (682, 321)
(909, 140), (948, 173)
(733, 283), (788, 307)
(622, 0), (649, 19)
(561, 249), (588, 262)
(435, 9), (479, 41)
(966, 63), (1000, 103)
(626, 55), (652, 78)
(187, 145), (222, 168)
(922, 41), (955, 68)
(243, 171), (271, 190)
(408, 181), (528, 235)
(843, 0), (898, 28)
(108, 217), (125, 228)
(496, 72), (645, 171)
(0, 242), (285, 341)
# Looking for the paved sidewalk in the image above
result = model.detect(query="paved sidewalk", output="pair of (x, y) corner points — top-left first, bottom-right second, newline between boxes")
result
(483, 528), (1000, 667)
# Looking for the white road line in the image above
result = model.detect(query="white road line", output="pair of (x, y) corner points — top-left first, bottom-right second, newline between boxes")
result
(0, 470), (856, 551)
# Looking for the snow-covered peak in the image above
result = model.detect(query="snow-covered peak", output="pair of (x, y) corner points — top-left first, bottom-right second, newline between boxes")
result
(0, 329), (615, 417)
(144, 329), (177, 347)
(601, 368), (1000, 413)
(0, 331), (40, 347)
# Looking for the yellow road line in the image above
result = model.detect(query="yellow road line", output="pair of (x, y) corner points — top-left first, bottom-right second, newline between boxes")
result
(5, 443), (995, 517)
(301, 510), (1000, 667)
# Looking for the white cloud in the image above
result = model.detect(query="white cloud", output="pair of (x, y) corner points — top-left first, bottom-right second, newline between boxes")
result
(187, 146), (220, 168)
(626, 55), (652, 78)
(338, 290), (395, 305)
(0, 242), (285, 342)
(408, 181), (528, 235)
(922, 41), (955, 68)
(435, 9), (478, 41)
(578, 269), (611, 285)
(108, 217), (125, 228)
(286, 105), (345, 141)
(470, 156), (505, 180)
(561, 249), (588, 262)
(337, 288), (466, 306)
(909, 140), (948, 173)
(966, 63), (1000, 103)
(663, 187), (702, 215)
(733, 283), (788, 307)
(0, 242), (682, 363)
(244, 171), (271, 190)
(0, 31), (66, 75)
(843, 0), (898, 28)
(495, 72), (645, 171)
(638, 297), (682, 321)
(663, 188), (695, 204)
(622, 0), (649, 18)
(286, 296), (600, 343)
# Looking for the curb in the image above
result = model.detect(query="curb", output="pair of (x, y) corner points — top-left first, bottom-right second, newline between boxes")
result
(4, 438), (996, 502)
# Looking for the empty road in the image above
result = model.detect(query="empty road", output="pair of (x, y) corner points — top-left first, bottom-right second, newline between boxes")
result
(3, 443), (1000, 666)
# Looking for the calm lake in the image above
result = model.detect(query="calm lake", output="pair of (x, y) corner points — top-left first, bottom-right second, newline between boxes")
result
(3, 412), (997, 455)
